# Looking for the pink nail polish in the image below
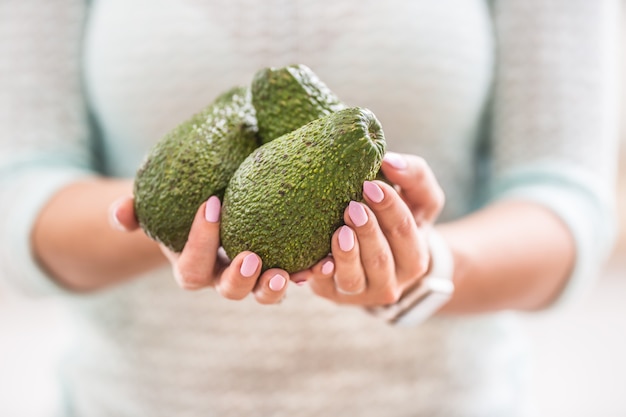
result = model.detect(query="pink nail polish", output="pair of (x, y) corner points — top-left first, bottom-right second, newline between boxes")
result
(205, 196), (221, 223)
(321, 260), (334, 275)
(348, 201), (368, 227)
(295, 279), (307, 286)
(269, 274), (286, 291)
(363, 181), (384, 203)
(108, 200), (127, 232)
(240, 253), (259, 277)
(383, 152), (407, 170)
(338, 226), (355, 252)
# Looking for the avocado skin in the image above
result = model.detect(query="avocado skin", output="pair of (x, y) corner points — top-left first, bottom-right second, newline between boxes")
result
(252, 64), (346, 144)
(221, 107), (386, 273)
(134, 86), (259, 252)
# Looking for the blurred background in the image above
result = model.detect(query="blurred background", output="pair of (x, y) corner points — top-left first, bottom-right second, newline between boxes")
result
(2, 12), (626, 417)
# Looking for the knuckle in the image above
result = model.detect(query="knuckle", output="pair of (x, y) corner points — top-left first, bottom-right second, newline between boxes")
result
(217, 283), (247, 300)
(364, 250), (391, 271)
(337, 276), (365, 295)
(184, 271), (204, 287)
(254, 291), (283, 305)
(388, 216), (415, 240)
(379, 285), (402, 305)
(176, 269), (205, 290)
(254, 296), (273, 305)
(179, 281), (201, 291)
(407, 255), (429, 279)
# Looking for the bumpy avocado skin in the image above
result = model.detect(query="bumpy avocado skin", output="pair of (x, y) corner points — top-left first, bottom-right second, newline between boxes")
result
(134, 86), (258, 252)
(221, 107), (386, 273)
(251, 64), (346, 144)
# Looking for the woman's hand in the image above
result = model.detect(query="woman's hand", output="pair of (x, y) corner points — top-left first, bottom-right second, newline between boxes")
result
(292, 152), (445, 306)
(110, 195), (289, 304)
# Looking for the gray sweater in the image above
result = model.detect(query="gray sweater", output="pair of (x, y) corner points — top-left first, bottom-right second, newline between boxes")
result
(0, 0), (619, 415)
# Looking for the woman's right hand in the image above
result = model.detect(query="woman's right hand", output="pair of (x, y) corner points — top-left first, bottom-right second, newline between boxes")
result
(110, 195), (289, 304)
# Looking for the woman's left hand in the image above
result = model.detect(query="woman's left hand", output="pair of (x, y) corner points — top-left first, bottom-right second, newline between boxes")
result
(292, 152), (445, 306)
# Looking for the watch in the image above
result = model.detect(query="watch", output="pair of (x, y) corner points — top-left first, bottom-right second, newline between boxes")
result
(367, 229), (455, 326)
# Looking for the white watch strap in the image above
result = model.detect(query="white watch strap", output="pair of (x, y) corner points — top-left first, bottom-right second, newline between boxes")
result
(367, 229), (455, 326)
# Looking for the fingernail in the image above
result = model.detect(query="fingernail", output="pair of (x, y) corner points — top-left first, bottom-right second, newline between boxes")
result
(205, 196), (221, 223)
(348, 201), (368, 227)
(338, 226), (355, 252)
(240, 254), (259, 277)
(295, 279), (307, 286)
(269, 274), (286, 291)
(108, 201), (127, 231)
(321, 260), (334, 275)
(383, 152), (407, 170)
(363, 181), (384, 203)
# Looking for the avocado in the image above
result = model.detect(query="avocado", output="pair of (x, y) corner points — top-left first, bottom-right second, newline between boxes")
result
(220, 107), (386, 273)
(251, 64), (346, 144)
(134, 86), (258, 252)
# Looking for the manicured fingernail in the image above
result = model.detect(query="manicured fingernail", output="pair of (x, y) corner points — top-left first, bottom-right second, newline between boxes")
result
(204, 196), (221, 223)
(348, 201), (368, 227)
(321, 260), (334, 275)
(338, 226), (355, 252)
(363, 181), (384, 203)
(240, 254), (259, 277)
(269, 274), (286, 291)
(295, 279), (307, 286)
(108, 200), (127, 231)
(383, 152), (407, 170)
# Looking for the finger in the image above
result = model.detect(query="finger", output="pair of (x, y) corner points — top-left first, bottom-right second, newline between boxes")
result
(109, 196), (139, 231)
(214, 251), (261, 300)
(290, 269), (311, 286)
(290, 270), (308, 285)
(293, 256), (334, 282)
(362, 181), (429, 281)
(159, 244), (180, 263)
(331, 225), (367, 296)
(294, 257), (332, 295)
(253, 269), (289, 305)
(158, 243), (183, 283)
(175, 196), (222, 290)
(380, 152), (445, 224)
(344, 201), (396, 293)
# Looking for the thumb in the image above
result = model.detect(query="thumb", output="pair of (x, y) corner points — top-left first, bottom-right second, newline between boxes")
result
(109, 196), (140, 231)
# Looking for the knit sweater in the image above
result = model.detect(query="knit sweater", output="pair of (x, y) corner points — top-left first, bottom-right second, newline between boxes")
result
(0, 0), (619, 416)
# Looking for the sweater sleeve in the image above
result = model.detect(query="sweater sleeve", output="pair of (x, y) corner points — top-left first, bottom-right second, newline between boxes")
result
(486, 0), (620, 305)
(0, 0), (98, 295)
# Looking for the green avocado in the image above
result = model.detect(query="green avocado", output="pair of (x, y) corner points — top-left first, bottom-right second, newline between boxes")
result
(251, 64), (346, 144)
(220, 107), (386, 273)
(134, 86), (259, 252)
